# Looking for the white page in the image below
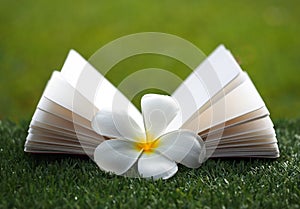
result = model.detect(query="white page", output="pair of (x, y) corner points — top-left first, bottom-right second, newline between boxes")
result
(42, 72), (97, 121)
(37, 97), (92, 130)
(31, 108), (100, 140)
(28, 121), (100, 144)
(206, 116), (274, 139)
(60, 50), (144, 129)
(25, 139), (93, 153)
(169, 45), (242, 130)
(26, 133), (96, 148)
(205, 127), (275, 143)
(28, 127), (97, 145)
(183, 73), (266, 133)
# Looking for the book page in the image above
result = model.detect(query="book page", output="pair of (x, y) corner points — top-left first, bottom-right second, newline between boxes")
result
(60, 50), (144, 129)
(169, 45), (242, 131)
(183, 73), (266, 133)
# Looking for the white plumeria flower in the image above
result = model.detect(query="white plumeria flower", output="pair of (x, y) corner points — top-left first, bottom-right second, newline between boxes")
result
(91, 94), (206, 180)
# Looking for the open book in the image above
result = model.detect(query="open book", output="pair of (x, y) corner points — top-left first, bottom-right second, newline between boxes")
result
(24, 45), (280, 158)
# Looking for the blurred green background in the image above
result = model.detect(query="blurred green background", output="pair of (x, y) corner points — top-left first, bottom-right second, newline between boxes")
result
(0, 0), (299, 121)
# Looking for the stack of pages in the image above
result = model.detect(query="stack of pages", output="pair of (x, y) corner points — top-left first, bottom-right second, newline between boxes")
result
(24, 45), (280, 158)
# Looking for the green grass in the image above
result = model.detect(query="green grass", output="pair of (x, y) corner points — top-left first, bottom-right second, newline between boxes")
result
(0, 119), (299, 208)
(0, 0), (300, 120)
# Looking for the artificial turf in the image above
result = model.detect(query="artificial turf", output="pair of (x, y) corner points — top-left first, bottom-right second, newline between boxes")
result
(0, 119), (299, 208)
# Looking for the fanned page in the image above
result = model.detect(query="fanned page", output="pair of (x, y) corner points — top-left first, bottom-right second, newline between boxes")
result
(25, 50), (143, 155)
(24, 45), (279, 158)
(172, 46), (279, 158)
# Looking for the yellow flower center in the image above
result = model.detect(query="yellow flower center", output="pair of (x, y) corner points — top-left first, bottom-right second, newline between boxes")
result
(135, 140), (159, 154)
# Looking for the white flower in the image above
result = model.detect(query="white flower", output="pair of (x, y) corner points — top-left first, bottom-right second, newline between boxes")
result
(91, 94), (206, 179)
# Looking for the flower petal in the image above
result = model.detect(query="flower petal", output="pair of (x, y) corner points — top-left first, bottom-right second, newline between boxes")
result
(94, 139), (142, 175)
(141, 94), (179, 140)
(138, 152), (178, 179)
(92, 110), (146, 141)
(156, 130), (206, 168)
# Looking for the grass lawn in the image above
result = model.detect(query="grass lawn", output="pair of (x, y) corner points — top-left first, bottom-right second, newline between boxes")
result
(0, 119), (299, 208)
